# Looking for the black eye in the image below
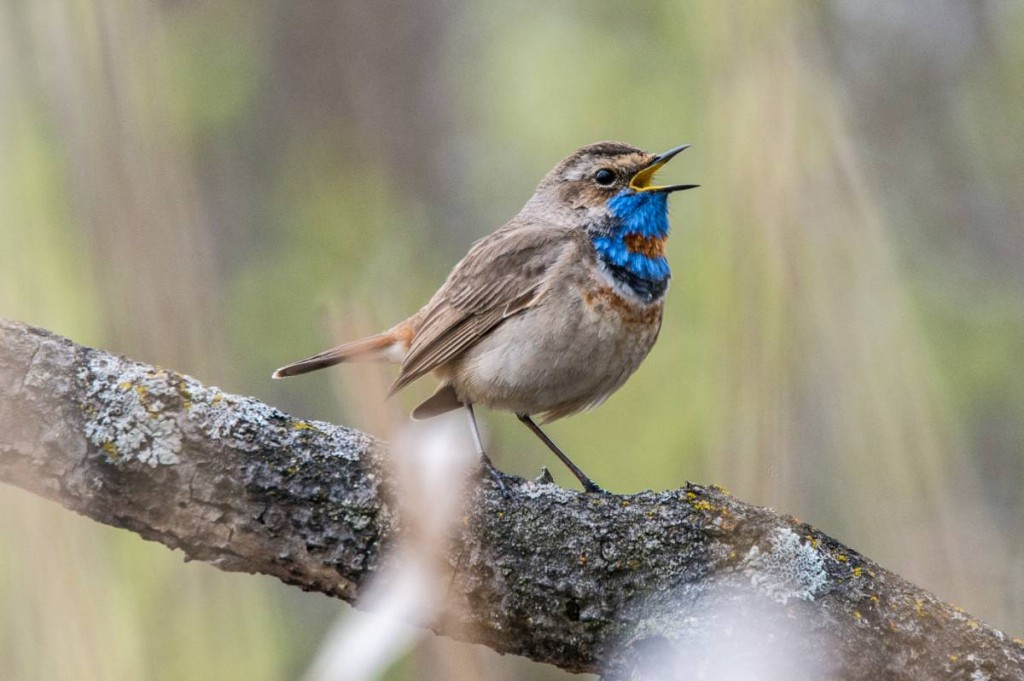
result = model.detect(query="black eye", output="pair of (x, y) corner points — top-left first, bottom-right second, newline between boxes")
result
(594, 168), (616, 186)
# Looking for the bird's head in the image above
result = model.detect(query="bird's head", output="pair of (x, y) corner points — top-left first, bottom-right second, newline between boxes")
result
(525, 141), (697, 233)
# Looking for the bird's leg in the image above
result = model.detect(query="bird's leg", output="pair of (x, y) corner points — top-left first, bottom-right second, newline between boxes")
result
(465, 403), (506, 492)
(516, 414), (605, 493)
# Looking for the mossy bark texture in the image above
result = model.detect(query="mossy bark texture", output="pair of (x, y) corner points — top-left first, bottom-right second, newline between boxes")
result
(1, 319), (1021, 680)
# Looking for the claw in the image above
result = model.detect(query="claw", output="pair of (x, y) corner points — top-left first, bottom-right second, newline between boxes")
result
(479, 457), (509, 495)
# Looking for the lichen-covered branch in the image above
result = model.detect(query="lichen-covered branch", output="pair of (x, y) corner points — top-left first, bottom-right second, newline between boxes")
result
(0, 318), (1021, 680)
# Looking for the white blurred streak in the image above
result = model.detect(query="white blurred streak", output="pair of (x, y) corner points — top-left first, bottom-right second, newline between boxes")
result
(304, 415), (478, 681)
(627, 597), (823, 681)
(304, 569), (425, 681)
(622, 529), (828, 681)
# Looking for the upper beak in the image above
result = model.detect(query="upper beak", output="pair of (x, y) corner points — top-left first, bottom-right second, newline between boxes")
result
(629, 144), (699, 193)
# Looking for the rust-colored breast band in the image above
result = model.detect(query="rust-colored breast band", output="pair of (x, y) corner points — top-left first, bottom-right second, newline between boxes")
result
(623, 233), (666, 258)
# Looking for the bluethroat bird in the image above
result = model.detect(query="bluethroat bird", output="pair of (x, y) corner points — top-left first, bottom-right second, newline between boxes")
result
(273, 141), (697, 493)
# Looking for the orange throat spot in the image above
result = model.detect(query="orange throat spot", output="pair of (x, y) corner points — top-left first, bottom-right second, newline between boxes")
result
(623, 233), (666, 258)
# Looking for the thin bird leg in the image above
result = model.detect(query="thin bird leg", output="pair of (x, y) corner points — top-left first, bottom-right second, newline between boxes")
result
(465, 403), (506, 492)
(517, 414), (604, 493)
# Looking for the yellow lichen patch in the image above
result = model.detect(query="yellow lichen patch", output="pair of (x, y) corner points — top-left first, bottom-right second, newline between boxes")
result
(134, 385), (152, 410)
(101, 441), (118, 458)
(212, 393), (223, 404)
(686, 491), (697, 501)
(620, 500), (631, 508)
(967, 620), (980, 630)
(949, 655), (959, 662)
(118, 381), (133, 391)
(853, 566), (863, 578)
(870, 595), (880, 604)
(915, 599), (926, 617)
(1012, 637), (1024, 646)
(579, 554), (588, 566)
(291, 421), (318, 431)
(853, 610), (862, 621)
(836, 554), (848, 563)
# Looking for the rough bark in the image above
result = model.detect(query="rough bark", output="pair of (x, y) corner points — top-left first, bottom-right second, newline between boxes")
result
(0, 318), (1021, 680)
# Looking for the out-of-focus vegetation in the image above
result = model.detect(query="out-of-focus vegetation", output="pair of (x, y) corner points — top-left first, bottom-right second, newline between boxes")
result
(1, 2), (1022, 679)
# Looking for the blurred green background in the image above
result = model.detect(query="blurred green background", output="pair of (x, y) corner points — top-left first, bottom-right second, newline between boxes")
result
(2, 1), (1023, 679)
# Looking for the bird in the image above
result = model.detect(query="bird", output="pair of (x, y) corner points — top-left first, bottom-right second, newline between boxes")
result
(273, 141), (697, 493)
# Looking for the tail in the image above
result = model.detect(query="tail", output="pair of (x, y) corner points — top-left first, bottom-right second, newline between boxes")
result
(272, 328), (409, 379)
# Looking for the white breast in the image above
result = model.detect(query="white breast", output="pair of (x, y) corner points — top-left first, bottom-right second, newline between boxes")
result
(449, 277), (663, 420)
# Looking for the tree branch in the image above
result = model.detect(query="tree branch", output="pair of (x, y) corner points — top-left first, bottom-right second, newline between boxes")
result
(0, 318), (1020, 679)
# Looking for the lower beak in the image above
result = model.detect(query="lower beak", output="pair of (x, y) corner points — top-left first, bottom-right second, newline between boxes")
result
(630, 144), (699, 193)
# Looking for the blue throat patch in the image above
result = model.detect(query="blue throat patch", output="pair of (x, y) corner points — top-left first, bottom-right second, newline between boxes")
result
(592, 190), (671, 300)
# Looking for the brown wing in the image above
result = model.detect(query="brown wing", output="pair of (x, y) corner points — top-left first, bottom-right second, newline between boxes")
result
(389, 222), (573, 394)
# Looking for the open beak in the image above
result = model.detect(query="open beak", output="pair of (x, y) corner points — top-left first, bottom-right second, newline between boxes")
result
(629, 144), (699, 194)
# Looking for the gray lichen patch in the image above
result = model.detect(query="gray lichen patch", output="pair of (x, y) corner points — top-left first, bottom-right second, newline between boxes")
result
(743, 527), (827, 604)
(75, 338), (379, 482)
(77, 354), (182, 466)
(186, 380), (304, 451)
(180, 374), (374, 462)
(77, 350), (375, 470)
(517, 479), (577, 503)
(184, 381), (288, 451)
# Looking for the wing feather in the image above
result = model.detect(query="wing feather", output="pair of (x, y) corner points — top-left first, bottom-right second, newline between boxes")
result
(389, 222), (572, 394)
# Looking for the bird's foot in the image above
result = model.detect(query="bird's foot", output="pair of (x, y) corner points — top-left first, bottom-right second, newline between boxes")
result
(478, 453), (508, 495)
(515, 412), (608, 494)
